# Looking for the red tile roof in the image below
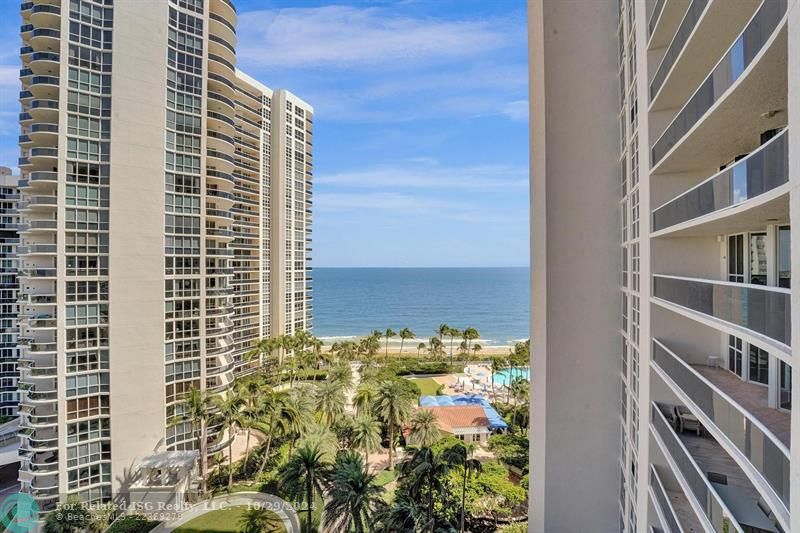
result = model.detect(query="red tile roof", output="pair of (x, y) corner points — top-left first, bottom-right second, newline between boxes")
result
(420, 405), (490, 433)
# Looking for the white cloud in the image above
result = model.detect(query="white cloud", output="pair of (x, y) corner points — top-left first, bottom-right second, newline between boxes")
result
(315, 162), (528, 191)
(315, 191), (466, 212)
(500, 100), (529, 121)
(0, 66), (20, 88)
(237, 6), (522, 68)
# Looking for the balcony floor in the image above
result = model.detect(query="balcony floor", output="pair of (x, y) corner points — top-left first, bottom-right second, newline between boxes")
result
(692, 365), (790, 447)
(666, 488), (704, 532)
(678, 431), (761, 504)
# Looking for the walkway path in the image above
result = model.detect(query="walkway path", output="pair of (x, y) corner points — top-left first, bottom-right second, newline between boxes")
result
(150, 492), (301, 533)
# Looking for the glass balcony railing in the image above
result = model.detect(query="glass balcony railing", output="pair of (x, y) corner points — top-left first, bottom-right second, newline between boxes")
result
(647, 0), (667, 38)
(653, 275), (791, 347)
(649, 465), (682, 533)
(652, 0), (787, 165)
(650, 0), (709, 100)
(653, 340), (790, 509)
(653, 129), (788, 231)
(651, 403), (744, 533)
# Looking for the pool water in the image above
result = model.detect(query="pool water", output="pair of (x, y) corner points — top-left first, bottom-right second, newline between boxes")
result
(493, 367), (530, 386)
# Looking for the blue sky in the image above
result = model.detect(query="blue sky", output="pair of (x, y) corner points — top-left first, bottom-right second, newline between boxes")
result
(0, 0), (529, 267)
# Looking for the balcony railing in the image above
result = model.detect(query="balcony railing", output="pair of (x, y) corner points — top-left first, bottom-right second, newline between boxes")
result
(653, 129), (788, 231)
(652, 275), (790, 347)
(647, 0), (667, 39)
(651, 403), (743, 533)
(652, 0), (787, 166)
(650, 0), (709, 100)
(650, 465), (682, 533)
(653, 340), (790, 510)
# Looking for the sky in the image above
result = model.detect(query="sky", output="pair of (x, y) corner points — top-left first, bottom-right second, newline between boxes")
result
(0, 0), (529, 267)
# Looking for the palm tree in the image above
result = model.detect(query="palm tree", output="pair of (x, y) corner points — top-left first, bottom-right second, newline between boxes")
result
(286, 388), (316, 456)
(328, 363), (353, 391)
(353, 383), (376, 417)
(238, 378), (266, 473)
(170, 387), (214, 493)
(373, 380), (414, 469)
(238, 507), (283, 533)
(462, 327), (480, 359)
(489, 355), (502, 399)
(43, 495), (91, 533)
(279, 442), (331, 533)
(407, 409), (440, 448)
(428, 337), (444, 359)
(437, 323), (449, 343)
(214, 390), (245, 488)
(315, 379), (346, 426)
(255, 389), (285, 475)
(383, 328), (397, 359)
(447, 327), (461, 365)
(472, 343), (483, 358)
(323, 451), (385, 533)
(400, 447), (452, 532)
(351, 415), (382, 467)
(445, 443), (483, 533)
(398, 327), (414, 356)
(416, 342), (426, 357)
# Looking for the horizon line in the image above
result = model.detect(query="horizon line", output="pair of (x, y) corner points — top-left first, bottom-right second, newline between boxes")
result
(312, 265), (530, 269)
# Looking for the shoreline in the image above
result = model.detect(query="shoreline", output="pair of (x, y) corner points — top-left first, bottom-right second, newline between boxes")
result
(317, 335), (527, 354)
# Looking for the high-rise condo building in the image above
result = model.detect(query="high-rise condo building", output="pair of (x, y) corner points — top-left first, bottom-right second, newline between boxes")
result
(16, 0), (312, 510)
(529, 0), (796, 531)
(0, 167), (21, 418)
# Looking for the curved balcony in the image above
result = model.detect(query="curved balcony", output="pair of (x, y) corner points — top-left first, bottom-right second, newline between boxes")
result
(17, 243), (57, 257)
(18, 266), (56, 282)
(207, 149), (236, 173)
(23, 75), (59, 98)
(207, 130), (235, 153)
(208, 90), (236, 115)
(206, 208), (233, 224)
(27, 122), (58, 143)
(19, 407), (57, 428)
(18, 218), (57, 234)
(653, 340), (790, 523)
(26, 99), (58, 121)
(207, 110), (236, 138)
(26, 51), (59, 75)
(650, 0), (761, 112)
(209, 11), (236, 43)
(210, 0), (237, 30)
(649, 465), (685, 533)
(206, 247), (233, 258)
(208, 34), (236, 66)
(207, 188), (236, 204)
(26, 27), (60, 50)
(651, 0), (788, 171)
(651, 403), (745, 533)
(29, 3), (60, 27)
(652, 274), (790, 351)
(652, 129), (788, 234)
(206, 227), (234, 242)
(21, 388), (57, 404)
(18, 292), (56, 306)
(208, 53), (235, 76)
(208, 71), (236, 98)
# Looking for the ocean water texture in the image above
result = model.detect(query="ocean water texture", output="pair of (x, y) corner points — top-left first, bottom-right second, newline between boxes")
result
(311, 267), (530, 347)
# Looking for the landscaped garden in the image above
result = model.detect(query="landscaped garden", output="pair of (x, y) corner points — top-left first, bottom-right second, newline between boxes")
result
(50, 328), (530, 533)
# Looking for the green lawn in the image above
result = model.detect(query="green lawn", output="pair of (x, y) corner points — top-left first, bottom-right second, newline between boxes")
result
(373, 469), (397, 487)
(174, 506), (285, 533)
(406, 377), (441, 396)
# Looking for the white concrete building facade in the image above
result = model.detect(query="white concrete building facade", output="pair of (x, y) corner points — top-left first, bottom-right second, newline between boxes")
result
(16, 0), (312, 510)
(530, 0), (797, 531)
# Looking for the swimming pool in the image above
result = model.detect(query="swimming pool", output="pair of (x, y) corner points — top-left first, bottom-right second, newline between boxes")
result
(493, 367), (530, 386)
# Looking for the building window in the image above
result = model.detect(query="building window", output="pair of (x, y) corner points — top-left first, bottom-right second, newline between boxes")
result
(728, 336), (743, 378)
(748, 345), (769, 385)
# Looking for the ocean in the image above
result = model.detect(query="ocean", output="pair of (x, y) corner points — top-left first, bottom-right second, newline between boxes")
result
(311, 267), (530, 347)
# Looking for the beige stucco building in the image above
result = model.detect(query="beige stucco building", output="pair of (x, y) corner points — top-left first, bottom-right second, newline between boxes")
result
(530, 0), (797, 531)
(16, 0), (312, 510)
